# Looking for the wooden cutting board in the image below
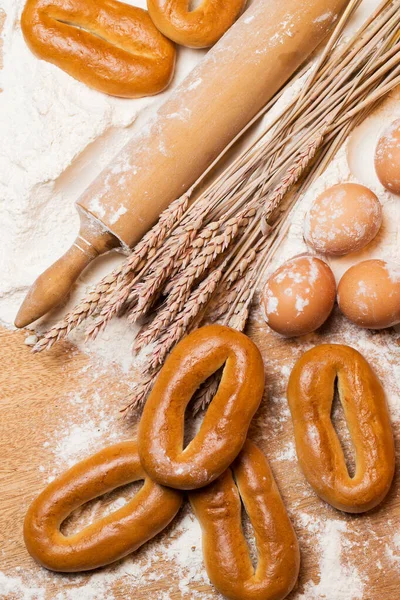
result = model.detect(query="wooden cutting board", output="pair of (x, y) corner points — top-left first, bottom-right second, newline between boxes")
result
(1, 309), (399, 599)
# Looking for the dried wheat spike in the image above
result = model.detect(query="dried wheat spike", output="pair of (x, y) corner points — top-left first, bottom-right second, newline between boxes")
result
(87, 213), (202, 340)
(226, 249), (257, 288)
(166, 208), (257, 293)
(192, 372), (221, 415)
(174, 220), (222, 275)
(261, 128), (326, 224)
(228, 305), (250, 331)
(127, 223), (201, 325)
(32, 271), (124, 352)
(166, 209), (254, 304)
(34, 194), (191, 351)
(206, 264), (254, 323)
(121, 370), (160, 415)
(133, 213), (251, 351)
(149, 269), (222, 371)
(120, 193), (190, 279)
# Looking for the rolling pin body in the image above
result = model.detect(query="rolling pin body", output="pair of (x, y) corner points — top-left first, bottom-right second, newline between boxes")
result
(79, 0), (349, 247)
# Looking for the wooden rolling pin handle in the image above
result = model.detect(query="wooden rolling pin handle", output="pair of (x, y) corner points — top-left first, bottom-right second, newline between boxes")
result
(15, 213), (118, 328)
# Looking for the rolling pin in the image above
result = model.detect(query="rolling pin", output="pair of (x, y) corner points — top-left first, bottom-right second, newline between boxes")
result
(15, 0), (349, 328)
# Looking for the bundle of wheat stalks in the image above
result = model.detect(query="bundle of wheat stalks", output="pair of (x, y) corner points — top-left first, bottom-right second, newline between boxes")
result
(35, 0), (400, 414)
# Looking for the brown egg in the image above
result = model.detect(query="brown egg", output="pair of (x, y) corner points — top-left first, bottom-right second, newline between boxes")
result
(338, 259), (400, 329)
(304, 183), (382, 256)
(261, 256), (336, 337)
(375, 119), (400, 194)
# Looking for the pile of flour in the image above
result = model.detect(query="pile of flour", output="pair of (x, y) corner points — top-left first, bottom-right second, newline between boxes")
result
(0, 0), (204, 331)
(1, 0), (400, 598)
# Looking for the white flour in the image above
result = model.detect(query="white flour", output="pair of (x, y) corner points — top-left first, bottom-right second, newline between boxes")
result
(0, 0), (205, 333)
(297, 520), (364, 600)
(1, 0), (400, 598)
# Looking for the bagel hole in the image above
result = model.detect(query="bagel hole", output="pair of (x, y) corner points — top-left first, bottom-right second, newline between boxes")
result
(60, 480), (144, 536)
(232, 472), (258, 569)
(240, 501), (258, 570)
(183, 402), (203, 449)
(188, 0), (204, 11)
(183, 369), (223, 449)
(331, 376), (356, 478)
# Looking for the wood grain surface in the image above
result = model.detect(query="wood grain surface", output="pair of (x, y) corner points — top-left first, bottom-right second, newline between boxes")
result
(1, 307), (399, 599)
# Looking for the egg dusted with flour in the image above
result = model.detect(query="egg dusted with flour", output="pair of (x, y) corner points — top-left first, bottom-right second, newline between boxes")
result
(338, 259), (400, 329)
(261, 256), (336, 337)
(375, 119), (400, 194)
(304, 183), (382, 256)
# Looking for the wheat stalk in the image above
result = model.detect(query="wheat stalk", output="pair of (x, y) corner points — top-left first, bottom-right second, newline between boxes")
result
(149, 269), (222, 370)
(32, 269), (124, 352)
(192, 372), (222, 415)
(86, 215), (204, 339)
(122, 269), (222, 412)
(33, 193), (191, 350)
(121, 372), (159, 416)
(121, 193), (191, 278)
(133, 209), (255, 350)
(115, 195), (222, 329)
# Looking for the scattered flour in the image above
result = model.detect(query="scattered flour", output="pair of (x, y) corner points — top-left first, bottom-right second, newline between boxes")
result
(314, 11), (334, 24)
(275, 439), (296, 461)
(297, 520), (364, 600)
(385, 533), (400, 565)
(0, 504), (213, 600)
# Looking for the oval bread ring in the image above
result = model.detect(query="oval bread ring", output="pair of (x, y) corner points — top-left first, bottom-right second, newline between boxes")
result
(138, 324), (265, 490)
(147, 0), (247, 48)
(23, 440), (183, 572)
(190, 440), (300, 600)
(21, 0), (176, 98)
(287, 344), (395, 513)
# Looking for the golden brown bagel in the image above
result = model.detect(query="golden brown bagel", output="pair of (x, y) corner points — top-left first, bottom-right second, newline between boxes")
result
(287, 344), (395, 513)
(147, 0), (246, 48)
(138, 325), (265, 490)
(21, 0), (176, 98)
(190, 440), (300, 600)
(24, 441), (182, 572)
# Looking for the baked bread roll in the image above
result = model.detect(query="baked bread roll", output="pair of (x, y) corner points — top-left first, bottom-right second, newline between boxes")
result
(21, 0), (176, 98)
(147, 0), (247, 48)
(190, 440), (300, 600)
(24, 441), (182, 572)
(138, 324), (265, 490)
(287, 344), (395, 513)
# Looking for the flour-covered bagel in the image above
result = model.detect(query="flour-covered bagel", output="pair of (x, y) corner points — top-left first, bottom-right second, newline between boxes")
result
(24, 441), (183, 572)
(147, 0), (247, 48)
(138, 325), (265, 490)
(190, 441), (300, 600)
(21, 0), (176, 98)
(287, 344), (395, 513)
